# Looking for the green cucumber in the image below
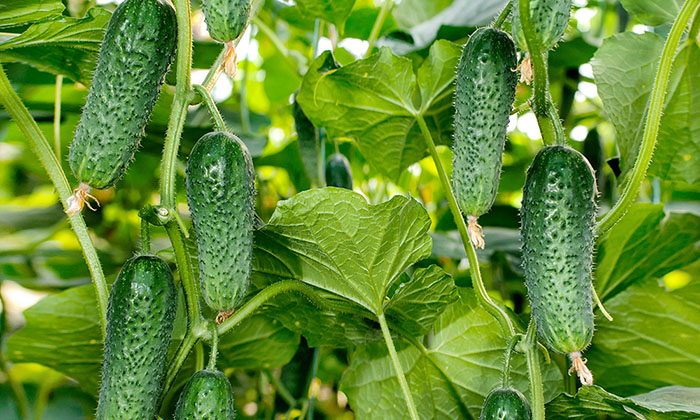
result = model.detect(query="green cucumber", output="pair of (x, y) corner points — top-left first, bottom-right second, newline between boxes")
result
(294, 95), (322, 187)
(452, 27), (517, 246)
(325, 153), (352, 190)
(69, 0), (176, 192)
(512, 0), (572, 51)
(96, 255), (177, 420)
(520, 145), (596, 382)
(480, 388), (532, 420)
(202, 0), (251, 43)
(174, 369), (235, 419)
(186, 131), (255, 312)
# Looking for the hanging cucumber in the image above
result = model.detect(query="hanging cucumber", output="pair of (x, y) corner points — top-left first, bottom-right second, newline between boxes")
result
(67, 0), (176, 215)
(452, 27), (517, 248)
(325, 153), (352, 190)
(520, 145), (596, 385)
(512, 0), (573, 51)
(202, 0), (251, 76)
(174, 370), (235, 419)
(480, 388), (532, 420)
(186, 131), (255, 317)
(294, 95), (322, 187)
(96, 255), (177, 419)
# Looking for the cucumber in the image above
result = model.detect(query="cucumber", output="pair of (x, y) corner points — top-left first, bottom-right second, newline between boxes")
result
(325, 153), (352, 190)
(512, 0), (572, 51)
(480, 388), (532, 420)
(174, 369), (235, 419)
(452, 27), (517, 248)
(294, 95), (322, 187)
(202, 0), (250, 44)
(186, 131), (255, 312)
(520, 145), (596, 384)
(69, 0), (176, 194)
(96, 255), (177, 420)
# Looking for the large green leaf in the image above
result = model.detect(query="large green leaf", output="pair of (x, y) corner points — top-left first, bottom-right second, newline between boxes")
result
(0, 0), (64, 29)
(295, 0), (356, 27)
(341, 288), (563, 420)
(297, 40), (461, 180)
(587, 278), (700, 396)
(547, 385), (700, 419)
(619, 0), (681, 26)
(592, 32), (700, 185)
(595, 204), (700, 300)
(0, 7), (110, 84)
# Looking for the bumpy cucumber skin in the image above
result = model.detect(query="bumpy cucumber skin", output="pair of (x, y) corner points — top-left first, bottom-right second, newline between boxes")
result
(69, 0), (176, 190)
(202, 0), (250, 43)
(512, 0), (572, 51)
(96, 255), (177, 420)
(521, 145), (596, 354)
(480, 388), (532, 420)
(325, 153), (353, 190)
(174, 370), (235, 419)
(452, 27), (517, 217)
(186, 131), (255, 312)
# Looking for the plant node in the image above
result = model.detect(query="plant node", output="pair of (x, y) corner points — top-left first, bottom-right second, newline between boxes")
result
(223, 41), (238, 78)
(468, 215), (485, 249)
(65, 183), (101, 215)
(568, 351), (593, 386)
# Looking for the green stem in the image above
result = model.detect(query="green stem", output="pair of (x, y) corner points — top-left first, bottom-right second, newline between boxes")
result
(525, 319), (545, 420)
(547, 97), (566, 145)
(252, 15), (299, 73)
(414, 113), (515, 336)
(202, 47), (226, 92)
(159, 0), (193, 210)
(365, 0), (393, 58)
(596, 0), (700, 236)
(312, 19), (321, 59)
(141, 217), (151, 254)
(0, 353), (28, 419)
(0, 65), (109, 337)
(502, 335), (521, 388)
(193, 84), (227, 131)
(164, 222), (200, 325)
(207, 322), (219, 371)
(240, 55), (252, 135)
(53, 74), (63, 160)
(162, 329), (201, 399)
(492, 0), (513, 30)
(195, 341), (205, 371)
(377, 312), (419, 420)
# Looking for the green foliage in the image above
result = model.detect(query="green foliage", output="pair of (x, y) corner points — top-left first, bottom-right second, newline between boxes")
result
(0, 0), (65, 29)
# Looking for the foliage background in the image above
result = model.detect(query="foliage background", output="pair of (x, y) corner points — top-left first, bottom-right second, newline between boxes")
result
(1, 0), (700, 419)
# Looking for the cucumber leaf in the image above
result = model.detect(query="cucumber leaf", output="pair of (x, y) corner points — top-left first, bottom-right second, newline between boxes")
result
(294, 0), (355, 28)
(619, 0), (681, 26)
(341, 288), (562, 420)
(0, 0), (65, 29)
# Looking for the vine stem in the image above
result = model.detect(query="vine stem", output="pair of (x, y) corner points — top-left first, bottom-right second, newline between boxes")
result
(502, 334), (521, 387)
(415, 113), (515, 336)
(141, 217), (151, 254)
(252, 15), (299, 73)
(193, 84), (227, 131)
(164, 222), (200, 325)
(377, 312), (420, 420)
(207, 322), (219, 371)
(492, 0), (513, 30)
(0, 65), (109, 336)
(365, 0), (393, 58)
(524, 318), (545, 420)
(53, 74), (63, 159)
(596, 0), (700, 236)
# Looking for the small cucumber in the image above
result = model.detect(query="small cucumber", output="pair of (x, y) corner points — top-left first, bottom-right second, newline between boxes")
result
(512, 0), (572, 51)
(96, 255), (177, 420)
(202, 0), (250, 44)
(174, 369), (235, 419)
(294, 96), (322, 187)
(480, 387), (532, 420)
(325, 153), (352, 190)
(186, 131), (255, 312)
(520, 145), (596, 384)
(69, 0), (176, 193)
(452, 27), (517, 247)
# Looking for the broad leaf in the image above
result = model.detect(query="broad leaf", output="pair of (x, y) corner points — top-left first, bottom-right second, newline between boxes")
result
(0, 0), (64, 29)
(547, 385), (700, 419)
(619, 0), (680, 26)
(341, 288), (563, 419)
(587, 278), (700, 396)
(295, 0), (355, 27)
(592, 33), (700, 185)
(595, 204), (700, 300)
(0, 8), (110, 84)
(297, 40), (460, 180)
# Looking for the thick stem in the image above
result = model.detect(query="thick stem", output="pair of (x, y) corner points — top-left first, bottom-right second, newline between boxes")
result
(366, 0), (393, 58)
(207, 322), (219, 371)
(161, 329), (200, 399)
(195, 341), (205, 371)
(596, 0), (700, 236)
(525, 319), (545, 420)
(502, 334), (521, 388)
(377, 312), (419, 420)
(193, 84), (227, 131)
(164, 222), (200, 325)
(492, 0), (513, 30)
(140, 217), (151, 254)
(415, 113), (515, 335)
(0, 65), (109, 336)
(53, 74), (63, 159)
(202, 47), (226, 92)
(159, 0), (193, 210)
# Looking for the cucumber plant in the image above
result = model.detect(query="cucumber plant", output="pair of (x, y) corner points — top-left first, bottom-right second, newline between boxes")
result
(67, 0), (177, 215)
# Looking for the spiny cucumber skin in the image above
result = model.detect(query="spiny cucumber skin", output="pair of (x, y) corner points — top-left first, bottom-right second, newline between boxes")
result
(520, 145), (596, 355)
(480, 388), (532, 420)
(174, 370), (235, 419)
(452, 27), (517, 217)
(186, 131), (255, 312)
(69, 0), (176, 190)
(203, 0), (251, 43)
(512, 0), (572, 51)
(96, 255), (177, 420)
(325, 153), (353, 190)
